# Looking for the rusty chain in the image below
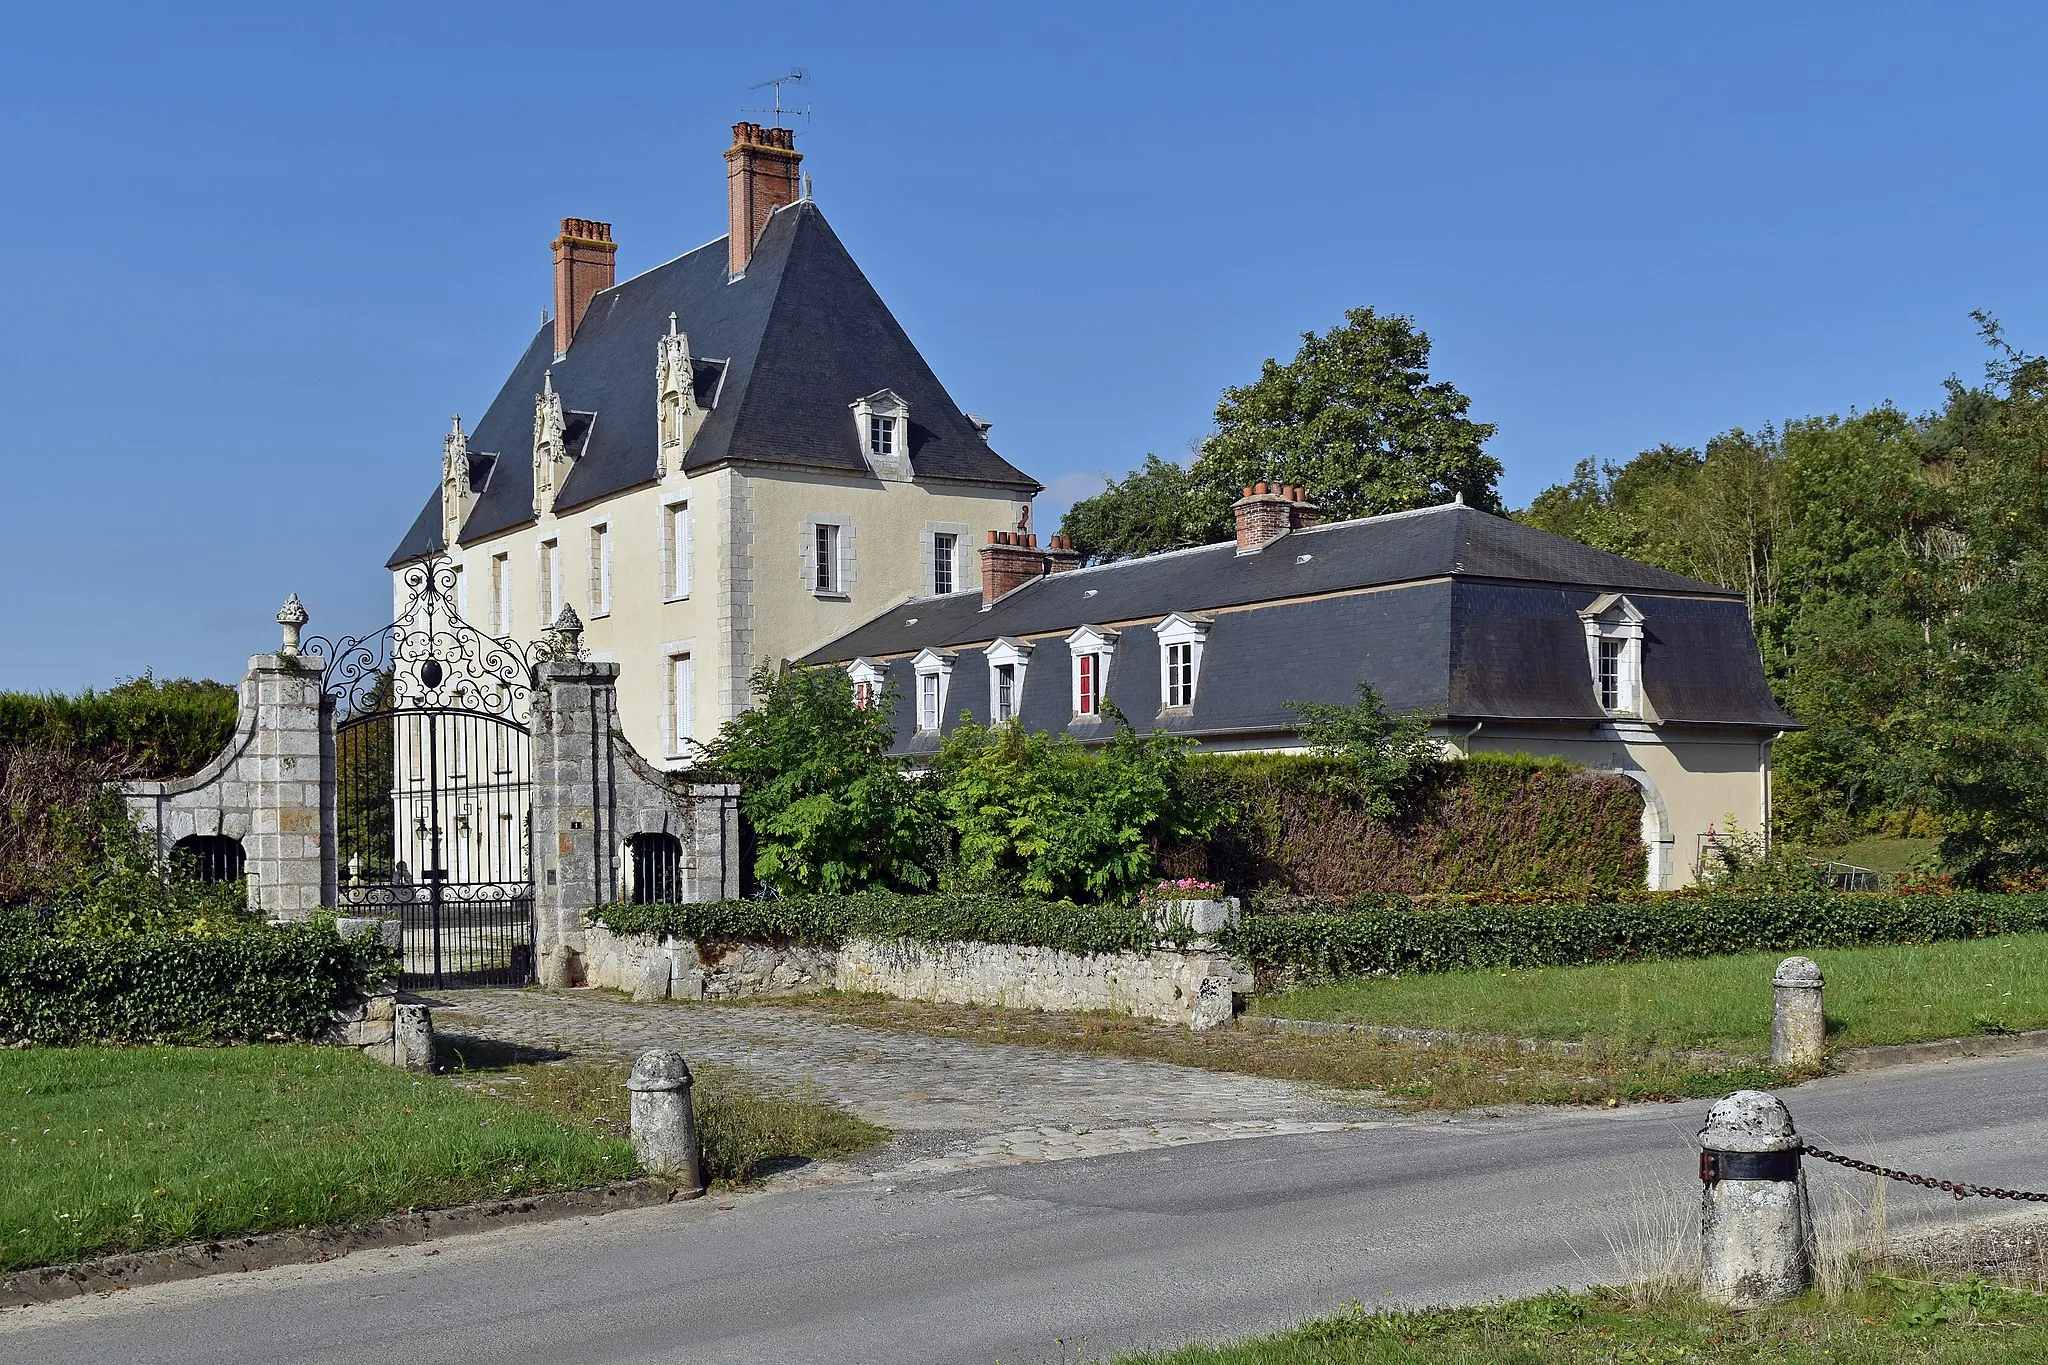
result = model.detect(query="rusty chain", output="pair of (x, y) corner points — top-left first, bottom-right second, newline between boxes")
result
(1801, 1142), (2048, 1203)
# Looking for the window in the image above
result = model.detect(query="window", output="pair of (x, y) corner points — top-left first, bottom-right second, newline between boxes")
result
(663, 500), (692, 600)
(849, 390), (912, 480)
(868, 415), (896, 457)
(538, 539), (559, 625)
(171, 835), (245, 884)
(932, 532), (956, 596)
(588, 523), (612, 616)
(1152, 614), (1209, 712)
(1165, 643), (1195, 707)
(1597, 638), (1623, 711)
(489, 552), (511, 636)
(1578, 593), (1646, 716)
(627, 833), (684, 905)
(853, 680), (874, 709)
(848, 658), (885, 711)
(1066, 624), (1119, 718)
(665, 652), (694, 756)
(913, 648), (954, 731)
(813, 523), (841, 593)
(993, 664), (1016, 721)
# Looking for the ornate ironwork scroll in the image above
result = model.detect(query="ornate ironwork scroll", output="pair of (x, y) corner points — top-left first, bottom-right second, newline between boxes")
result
(302, 558), (536, 720)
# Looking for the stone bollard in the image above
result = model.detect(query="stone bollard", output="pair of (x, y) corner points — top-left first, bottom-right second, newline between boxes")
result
(393, 1003), (436, 1072)
(1699, 1089), (1809, 1307)
(627, 1049), (706, 1195)
(1772, 957), (1825, 1069)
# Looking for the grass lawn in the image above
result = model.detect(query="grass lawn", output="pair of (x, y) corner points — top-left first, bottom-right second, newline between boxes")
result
(1255, 932), (2048, 1057)
(1807, 835), (1940, 874)
(1107, 1279), (2048, 1364)
(754, 993), (1784, 1110)
(1, 1043), (887, 1273)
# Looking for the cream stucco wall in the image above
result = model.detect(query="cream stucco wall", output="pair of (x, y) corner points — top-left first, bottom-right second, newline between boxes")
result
(412, 461), (1029, 766)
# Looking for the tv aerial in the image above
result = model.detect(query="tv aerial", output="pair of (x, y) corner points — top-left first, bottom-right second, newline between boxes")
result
(743, 69), (811, 126)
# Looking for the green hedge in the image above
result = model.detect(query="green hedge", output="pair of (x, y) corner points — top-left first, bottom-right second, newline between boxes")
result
(1164, 752), (1646, 898)
(1227, 892), (2048, 977)
(0, 675), (239, 780)
(0, 917), (395, 1046)
(595, 892), (1167, 957)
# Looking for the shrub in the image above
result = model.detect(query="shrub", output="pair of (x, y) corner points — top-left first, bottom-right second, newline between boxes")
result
(35, 809), (259, 939)
(1223, 890), (2048, 978)
(1287, 681), (1443, 819)
(0, 917), (395, 1046)
(594, 891), (1169, 957)
(1165, 751), (1645, 897)
(0, 674), (238, 780)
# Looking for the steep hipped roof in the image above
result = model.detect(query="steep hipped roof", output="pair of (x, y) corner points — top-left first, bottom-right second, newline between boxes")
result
(803, 504), (1797, 747)
(389, 202), (1038, 566)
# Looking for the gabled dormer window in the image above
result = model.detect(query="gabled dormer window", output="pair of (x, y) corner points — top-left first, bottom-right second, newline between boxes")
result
(912, 647), (955, 732)
(1153, 613), (1211, 712)
(985, 638), (1033, 724)
(848, 657), (886, 711)
(850, 390), (913, 481)
(1066, 624), (1120, 719)
(1579, 593), (1646, 717)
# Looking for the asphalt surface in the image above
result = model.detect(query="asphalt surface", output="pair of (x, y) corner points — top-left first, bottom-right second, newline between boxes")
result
(7, 1051), (2048, 1364)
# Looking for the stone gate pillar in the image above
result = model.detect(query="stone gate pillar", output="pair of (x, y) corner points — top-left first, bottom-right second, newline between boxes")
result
(125, 598), (336, 918)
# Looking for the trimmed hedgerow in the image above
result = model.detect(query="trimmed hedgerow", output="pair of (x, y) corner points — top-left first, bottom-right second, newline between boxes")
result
(594, 892), (1170, 957)
(1162, 752), (1647, 898)
(1225, 891), (2048, 978)
(0, 675), (239, 780)
(0, 916), (395, 1046)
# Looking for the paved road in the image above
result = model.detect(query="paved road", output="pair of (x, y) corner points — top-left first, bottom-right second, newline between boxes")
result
(8, 1050), (2048, 1365)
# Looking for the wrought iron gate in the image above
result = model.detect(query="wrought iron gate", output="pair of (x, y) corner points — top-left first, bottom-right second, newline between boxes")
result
(309, 560), (536, 988)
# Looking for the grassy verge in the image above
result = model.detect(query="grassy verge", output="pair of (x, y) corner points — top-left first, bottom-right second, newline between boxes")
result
(1, 1042), (888, 1273)
(1107, 1278), (2048, 1363)
(1808, 834), (1940, 875)
(440, 1038), (888, 1185)
(750, 993), (1786, 1109)
(1256, 932), (2048, 1055)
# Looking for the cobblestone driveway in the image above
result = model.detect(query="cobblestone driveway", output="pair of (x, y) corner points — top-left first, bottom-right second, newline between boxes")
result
(432, 988), (1399, 1176)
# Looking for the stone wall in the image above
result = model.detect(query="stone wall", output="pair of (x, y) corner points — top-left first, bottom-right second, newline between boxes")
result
(123, 653), (334, 918)
(530, 659), (741, 971)
(576, 922), (1252, 1029)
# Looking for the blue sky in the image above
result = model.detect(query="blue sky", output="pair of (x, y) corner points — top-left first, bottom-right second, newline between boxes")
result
(4, 2), (2043, 690)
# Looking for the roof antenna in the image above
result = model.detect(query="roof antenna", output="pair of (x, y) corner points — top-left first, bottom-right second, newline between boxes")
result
(743, 69), (812, 127)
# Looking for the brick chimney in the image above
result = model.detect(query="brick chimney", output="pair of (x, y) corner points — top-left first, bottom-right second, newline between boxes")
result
(552, 218), (616, 357)
(726, 122), (803, 276)
(1232, 483), (1320, 553)
(980, 532), (1081, 605)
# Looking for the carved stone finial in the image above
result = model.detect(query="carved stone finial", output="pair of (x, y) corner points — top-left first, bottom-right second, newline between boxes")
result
(450, 413), (464, 438)
(668, 312), (678, 335)
(276, 593), (309, 655)
(546, 604), (585, 662)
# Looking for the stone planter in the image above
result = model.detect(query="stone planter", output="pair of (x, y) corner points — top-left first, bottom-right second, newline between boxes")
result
(1143, 897), (1239, 938)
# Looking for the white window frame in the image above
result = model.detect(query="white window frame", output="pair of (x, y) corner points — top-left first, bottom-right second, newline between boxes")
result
(587, 522), (612, 618)
(848, 657), (887, 711)
(662, 642), (696, 758)
(802, 515), (854, 597)
(985, 638), (1033, 724)
(913, 647), (955, 732)
(924, 522), (968, 597)
(662, 498), (692, 601)
(849, 389), (913, 481)
(1066, 624), (1119, 719)
(1153, 613), (1211, 712)
(1579, 594), (1646, 717)
(537, 538), (560, 627)
(489, 551), (511, 636)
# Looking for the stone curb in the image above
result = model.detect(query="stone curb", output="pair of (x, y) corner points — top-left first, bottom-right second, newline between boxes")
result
(1833, 1027), (2048, 1073)
(1243, 1014), (1736, 1066)
(0, 1178), (689, 1309)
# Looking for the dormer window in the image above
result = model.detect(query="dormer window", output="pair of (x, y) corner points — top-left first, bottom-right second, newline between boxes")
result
(912, 648), (955, 731)
(1579, 593), (1646, 717)
(985, 638), (1033, 724)
(1066, 624), (1119, 719)
(1153, 613), (1211, 712)
(850, 390), (913, 481)
(847, 657), (886, 711)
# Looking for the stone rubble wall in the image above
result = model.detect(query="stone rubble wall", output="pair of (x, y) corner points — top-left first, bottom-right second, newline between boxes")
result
(122, 654), (334, 918)
(328, 918), (405, 1065)
(575, 921), (1252, 1029)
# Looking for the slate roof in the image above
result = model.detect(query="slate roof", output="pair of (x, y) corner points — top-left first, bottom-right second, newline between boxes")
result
(389, 201), (1039, 567)
(800, 504), (1799, 752)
